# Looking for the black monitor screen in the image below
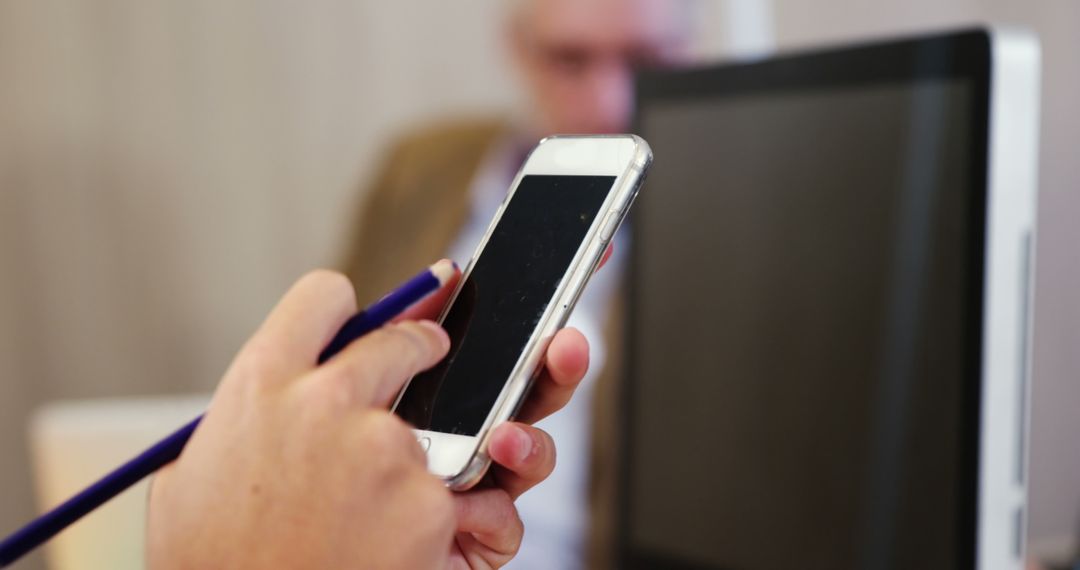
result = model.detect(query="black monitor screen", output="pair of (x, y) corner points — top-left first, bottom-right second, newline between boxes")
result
(624, 33), (989, 570)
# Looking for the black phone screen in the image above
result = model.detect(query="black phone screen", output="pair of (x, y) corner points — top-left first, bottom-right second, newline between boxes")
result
(395, 174), (615, 436)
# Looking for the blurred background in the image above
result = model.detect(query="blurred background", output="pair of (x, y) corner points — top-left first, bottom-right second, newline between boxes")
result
(0, 1), (1076, 569)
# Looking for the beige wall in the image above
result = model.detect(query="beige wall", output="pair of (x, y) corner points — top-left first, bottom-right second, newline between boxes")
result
(0, 2), (519, 568)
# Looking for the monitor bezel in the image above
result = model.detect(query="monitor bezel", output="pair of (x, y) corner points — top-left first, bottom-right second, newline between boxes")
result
(619, 27), (994, 570)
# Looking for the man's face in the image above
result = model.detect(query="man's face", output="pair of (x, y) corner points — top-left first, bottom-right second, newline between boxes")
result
(510, 0), (692, 135)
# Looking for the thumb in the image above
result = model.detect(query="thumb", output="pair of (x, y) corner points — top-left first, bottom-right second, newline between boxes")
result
(313, 320), (450, 407)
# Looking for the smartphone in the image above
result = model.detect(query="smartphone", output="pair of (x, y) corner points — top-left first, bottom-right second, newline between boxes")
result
(391, 135), (652, 490)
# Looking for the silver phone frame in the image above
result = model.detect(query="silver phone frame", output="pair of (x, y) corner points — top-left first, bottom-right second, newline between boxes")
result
(391, 134), (652, 490)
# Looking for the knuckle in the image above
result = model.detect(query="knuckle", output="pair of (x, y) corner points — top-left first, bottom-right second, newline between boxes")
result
(310, 369), (359, 412)
(358, 412), (414, 458)
(506, 518), (525, 557)
(419, 479), (454, 526)
(301, 269), (353, 296)
(368, 410), (410, 436)
(361, 327), (413, 362)
(232, 339), (286, 393)
(348, 324), (443, 388)
(319, 357), (368, 405)
(299, 269), (356, 311)
(301, 358), (362, 411)
(490, 489), (521, 531)
(384, 323), (431, 361)
(357, 326), (390, 347)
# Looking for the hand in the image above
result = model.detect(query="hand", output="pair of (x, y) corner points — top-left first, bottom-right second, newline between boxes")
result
(443, 329), (590, 569)
(375, 260), (593, 568)
(147, 256), (598, 569)
(405, 248), (606, 569)
(147, 270), (457, 569)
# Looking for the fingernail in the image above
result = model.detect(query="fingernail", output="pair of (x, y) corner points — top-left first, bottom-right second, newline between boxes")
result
(512, 425), (533, 465)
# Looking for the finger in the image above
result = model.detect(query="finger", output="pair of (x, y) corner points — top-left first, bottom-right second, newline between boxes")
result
(513, 327), (590, 425)
(597, 242), (614, 271)
(487, 423), (556, 499)
(453, 488), (523, 561)
(245, 270), (357, 379)
(392, 260), (461, 323)
(355, 410), (428, 466)
(313, 320), (450, 407)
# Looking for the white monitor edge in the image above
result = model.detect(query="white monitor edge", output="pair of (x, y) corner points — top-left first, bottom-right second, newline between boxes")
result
(977, 26), (1041, 570)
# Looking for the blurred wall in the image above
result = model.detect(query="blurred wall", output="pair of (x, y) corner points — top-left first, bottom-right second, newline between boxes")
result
(0, 2), (520, 568)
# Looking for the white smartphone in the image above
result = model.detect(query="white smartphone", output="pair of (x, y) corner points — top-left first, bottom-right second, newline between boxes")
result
(391, 134), (652, 490)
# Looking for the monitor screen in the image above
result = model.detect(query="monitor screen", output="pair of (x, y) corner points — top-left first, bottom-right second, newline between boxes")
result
(624, 35), (990, 570)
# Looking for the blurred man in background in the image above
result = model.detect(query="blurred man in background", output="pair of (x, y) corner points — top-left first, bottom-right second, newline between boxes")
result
(339, 0), (694, 567)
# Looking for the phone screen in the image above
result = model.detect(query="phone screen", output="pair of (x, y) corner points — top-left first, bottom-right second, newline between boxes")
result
(395, 174), (615, 436)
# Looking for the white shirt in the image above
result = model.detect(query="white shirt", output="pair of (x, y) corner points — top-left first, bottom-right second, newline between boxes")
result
(444, 135), (625, 570)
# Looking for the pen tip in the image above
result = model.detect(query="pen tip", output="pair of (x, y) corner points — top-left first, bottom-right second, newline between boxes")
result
(430, 259), (457, 286)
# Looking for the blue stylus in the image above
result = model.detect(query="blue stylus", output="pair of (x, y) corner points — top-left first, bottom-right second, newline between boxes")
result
(0, 260), (457, 567)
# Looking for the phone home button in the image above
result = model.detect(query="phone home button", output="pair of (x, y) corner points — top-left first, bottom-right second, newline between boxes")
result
(418, 437), (431, 453)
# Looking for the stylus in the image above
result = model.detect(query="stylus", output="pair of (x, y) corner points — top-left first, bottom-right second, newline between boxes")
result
(0, 259), (458, 568)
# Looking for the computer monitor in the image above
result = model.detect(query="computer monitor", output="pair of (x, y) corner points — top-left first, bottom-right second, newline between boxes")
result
(621, 28), (1039, 570)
